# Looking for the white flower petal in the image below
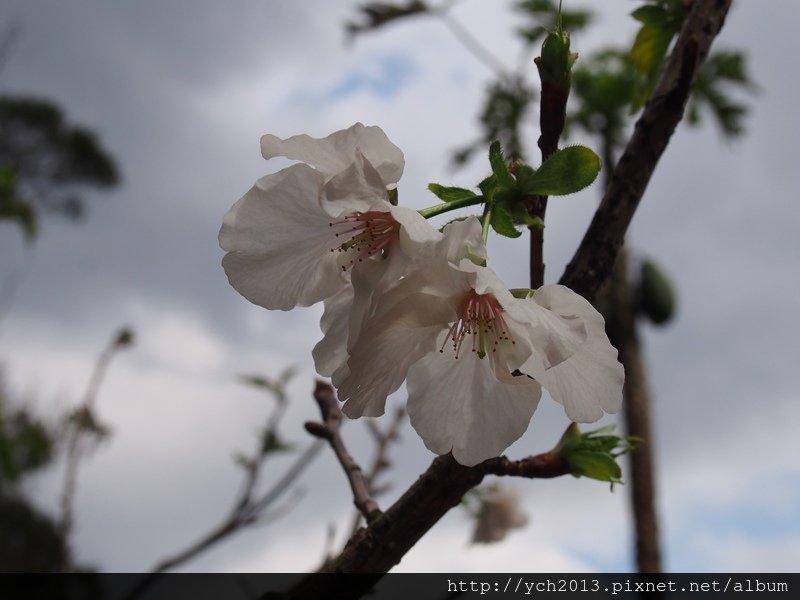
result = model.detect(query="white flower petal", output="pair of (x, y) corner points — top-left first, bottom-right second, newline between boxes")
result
(261, 122), (404, 183)
(323, 151), (391, 215)
(219, 163), (344, 310)
(516, 298), (589, 379)
(439, 217), (486, 264)
(530, 285), (624, 422)
(313, 285), (353, 378)
(407, 346), (541, 467)
(337, 293), (454, 418)
(389, 204), (442, 248)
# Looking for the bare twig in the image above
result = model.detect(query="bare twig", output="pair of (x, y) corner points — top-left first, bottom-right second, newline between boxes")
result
(435, 10), (511, 77)
(58, 327), (133, 556)
(123, 440), (324, 600)
(348, 407), (406, 537)
(307, 381), (381, 522)
(123, 379), (324, 600)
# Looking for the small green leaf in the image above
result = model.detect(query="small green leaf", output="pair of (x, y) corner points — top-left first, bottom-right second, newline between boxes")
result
(427, 183), (478, 203)
(489, 206), (522, 239)
(630, 5), (667, 27)
(0, 167), (37, 241)
(522, 145), (600, 196)
(478, 173), (499, 204)
(555, 423), (640, 487)
(261, 430), (293, 455)
(536, 27), (576, 89)
(568, 451), (622, 483)
(500, 200), (545, 228)
(345, 1), (430, 38)
(488, 141), (515, 188)
(239, 375), (273, 391)
(630, 24), (673, 76)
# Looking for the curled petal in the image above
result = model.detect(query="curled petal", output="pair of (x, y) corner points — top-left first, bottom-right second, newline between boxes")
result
(261, 122), (404, 184)
(323, 151), (391, 214)
(528, 285), (624, 422)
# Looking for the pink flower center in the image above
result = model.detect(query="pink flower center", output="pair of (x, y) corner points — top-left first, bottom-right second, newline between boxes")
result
(329, 210), (400, 271)
(441, 290), (514, 359)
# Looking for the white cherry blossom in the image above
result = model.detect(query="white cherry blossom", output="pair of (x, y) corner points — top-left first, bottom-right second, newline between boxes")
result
(219, 123), (439, 310)
(335, 217), (623, 466)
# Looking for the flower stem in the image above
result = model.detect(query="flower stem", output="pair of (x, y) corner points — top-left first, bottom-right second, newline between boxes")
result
(480, 203), (492, 244)
(417, 194), (484, 219)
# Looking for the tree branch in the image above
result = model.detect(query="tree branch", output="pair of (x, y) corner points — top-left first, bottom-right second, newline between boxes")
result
(285, 2), (732, 593)
(560, 0), (732, 301)
(307, 381), (381, 522)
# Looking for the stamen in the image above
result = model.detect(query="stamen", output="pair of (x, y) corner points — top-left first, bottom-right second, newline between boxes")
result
(329, 211), (400, 271)
(440, 290), (515, 359)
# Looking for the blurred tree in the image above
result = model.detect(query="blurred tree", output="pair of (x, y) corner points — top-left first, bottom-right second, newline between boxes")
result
(0, 372), (67, 572)
(0, 95), (120, 239)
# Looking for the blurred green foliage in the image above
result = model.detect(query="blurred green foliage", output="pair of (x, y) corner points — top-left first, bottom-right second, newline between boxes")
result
(0, 95), (120, 239)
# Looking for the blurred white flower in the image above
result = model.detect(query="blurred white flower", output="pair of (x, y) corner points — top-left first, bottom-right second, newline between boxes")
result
(219, 123), (438, 311)
(471, 485), (529, 544)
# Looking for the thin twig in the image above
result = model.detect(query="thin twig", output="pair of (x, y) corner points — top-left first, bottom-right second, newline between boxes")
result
(58, 328), (133, 558)
(434, 9), (511, 77)
(307, 381), (381, 522)
(124, 377), (325, 600)
(123, 439), (324, 600)
(347, 407), (406, 537)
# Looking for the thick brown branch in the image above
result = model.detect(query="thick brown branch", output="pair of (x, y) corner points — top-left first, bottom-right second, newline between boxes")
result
(560, 0), (732, 301)
(308, 449), (568, 579)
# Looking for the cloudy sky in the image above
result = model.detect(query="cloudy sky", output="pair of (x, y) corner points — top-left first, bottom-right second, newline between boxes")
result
(1, 0), (798, 574)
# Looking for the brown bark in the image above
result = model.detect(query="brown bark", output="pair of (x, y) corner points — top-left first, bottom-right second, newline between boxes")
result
(560, 0), (732, 301)
(602, 250), (662, 573)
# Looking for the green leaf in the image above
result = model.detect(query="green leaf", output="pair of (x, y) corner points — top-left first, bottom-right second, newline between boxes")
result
(522, 145), (600, 196)
(536, 27), (576, 89)
(630, 23), (672, 76)
(497, 197), (545, 228)
(554, 423), (640, 487)
(345, 1), (429, 38)
(488, 141), (515, 188)
(427, 183), (478, 203)
(261, 430), (293, 455)
(478, 173), (499, 204)
(0, 167), (37, 241)
(568, 451), (622, 483)
(489, 206), (522, 238)
(630, 5), (667, 27)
